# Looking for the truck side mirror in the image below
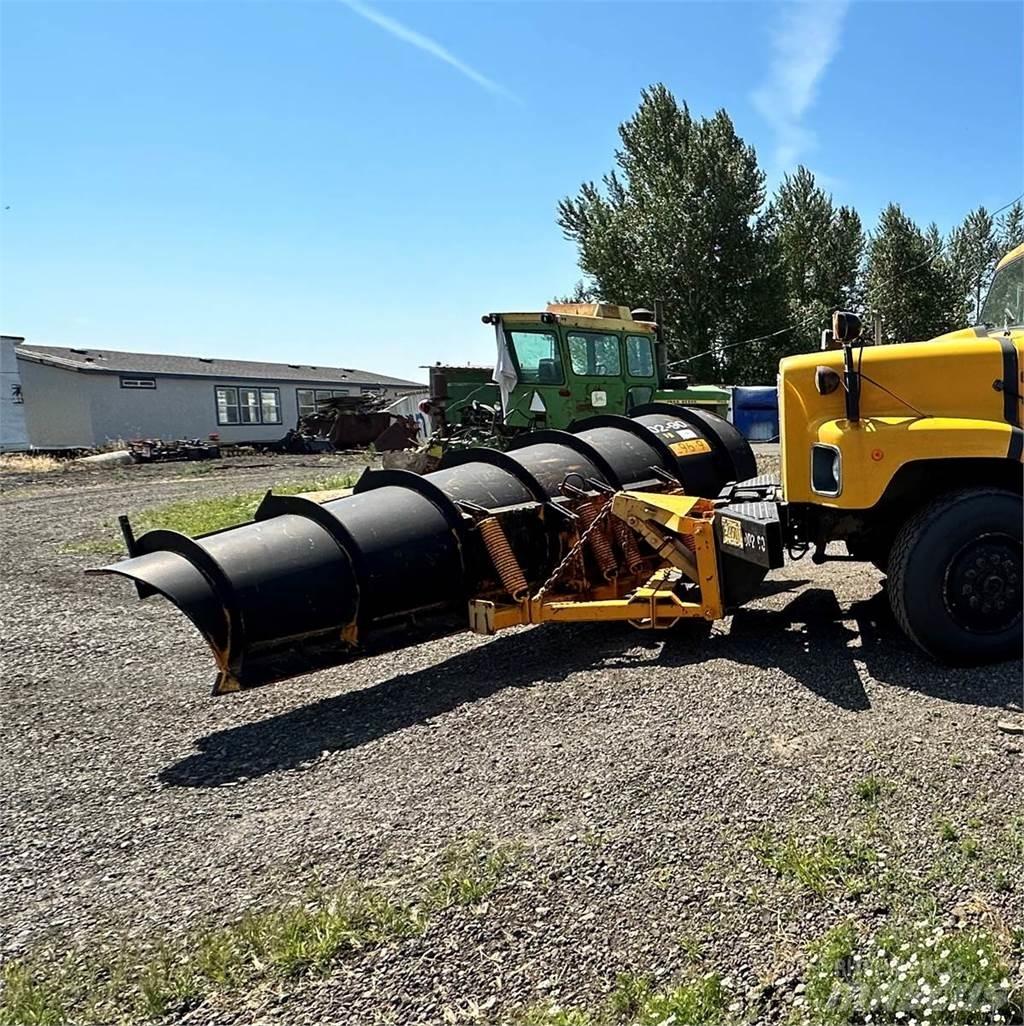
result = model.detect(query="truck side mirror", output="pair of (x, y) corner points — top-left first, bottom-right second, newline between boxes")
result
(832, 310), (863, 343)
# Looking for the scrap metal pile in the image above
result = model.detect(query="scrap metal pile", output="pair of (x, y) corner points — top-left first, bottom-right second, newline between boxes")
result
(298, 392), (419, 452)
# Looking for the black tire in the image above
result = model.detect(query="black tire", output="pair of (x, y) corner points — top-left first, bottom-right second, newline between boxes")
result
(888, 488), (1022, 664)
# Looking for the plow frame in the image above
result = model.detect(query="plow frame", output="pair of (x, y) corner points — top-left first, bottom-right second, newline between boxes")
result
(468, 490), (725, 634)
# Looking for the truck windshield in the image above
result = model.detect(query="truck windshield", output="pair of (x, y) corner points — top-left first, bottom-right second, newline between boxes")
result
(979, 253), (1024, 328)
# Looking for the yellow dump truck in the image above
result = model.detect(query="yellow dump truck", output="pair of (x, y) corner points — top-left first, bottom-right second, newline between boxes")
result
(96, 246), (1023, 692)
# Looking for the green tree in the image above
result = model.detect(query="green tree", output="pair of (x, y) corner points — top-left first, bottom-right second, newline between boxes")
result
(997, 199), (1024, 254)
(765, 166), (863, 352)
(557, 84), (772, 383)
(865, 205), (956, 342)
(948, 206), (1000, 324)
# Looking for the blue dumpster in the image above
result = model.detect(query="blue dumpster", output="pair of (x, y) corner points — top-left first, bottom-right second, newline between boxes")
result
(731, 386), (779, 441)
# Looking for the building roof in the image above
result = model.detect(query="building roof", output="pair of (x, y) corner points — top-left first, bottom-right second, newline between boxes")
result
(14, 344), (425, 388)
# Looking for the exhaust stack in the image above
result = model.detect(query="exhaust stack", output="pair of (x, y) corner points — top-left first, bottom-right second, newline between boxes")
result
(92, 407), (759, 694)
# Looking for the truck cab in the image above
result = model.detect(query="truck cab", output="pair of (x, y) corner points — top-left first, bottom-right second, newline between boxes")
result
(777, 242), (1023, 662)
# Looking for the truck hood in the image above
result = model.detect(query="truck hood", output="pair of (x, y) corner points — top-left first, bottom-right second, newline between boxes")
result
(925, 324), (1024, 345)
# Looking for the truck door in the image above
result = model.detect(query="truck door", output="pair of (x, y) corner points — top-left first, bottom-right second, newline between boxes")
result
(564, 329), (627, 417)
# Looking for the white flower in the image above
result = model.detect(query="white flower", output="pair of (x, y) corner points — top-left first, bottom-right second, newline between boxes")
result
(940, 950), (950, 960)
(980, 958), (989, 968)
(938, 973), (950, 986)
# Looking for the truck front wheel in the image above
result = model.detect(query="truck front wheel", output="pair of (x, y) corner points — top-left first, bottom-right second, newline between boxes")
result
(888, 488), (1022, 664)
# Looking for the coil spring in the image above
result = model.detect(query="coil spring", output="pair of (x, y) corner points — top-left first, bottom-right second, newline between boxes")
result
(612, 517), (646, 574)
(478, 517), (530, 601)
(577, 499), (619, 580)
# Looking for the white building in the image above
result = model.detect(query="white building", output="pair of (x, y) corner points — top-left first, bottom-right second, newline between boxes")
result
(4, 337), (424, 449)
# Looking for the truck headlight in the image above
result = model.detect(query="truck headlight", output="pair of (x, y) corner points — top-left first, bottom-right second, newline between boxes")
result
(811, 444), (841, 496)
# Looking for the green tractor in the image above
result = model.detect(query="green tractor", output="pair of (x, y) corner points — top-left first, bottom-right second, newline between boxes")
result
(423, 303), (729, 449)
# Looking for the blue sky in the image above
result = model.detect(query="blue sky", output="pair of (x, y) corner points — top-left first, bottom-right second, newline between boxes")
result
(2, 0), (1021, 383)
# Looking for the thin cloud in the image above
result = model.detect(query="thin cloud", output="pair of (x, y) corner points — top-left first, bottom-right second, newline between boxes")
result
(338, 0), (520, 102)
(752, 1), (849, 173)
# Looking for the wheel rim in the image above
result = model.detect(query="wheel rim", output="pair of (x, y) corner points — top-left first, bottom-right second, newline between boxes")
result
(943, 531), (1022, 634)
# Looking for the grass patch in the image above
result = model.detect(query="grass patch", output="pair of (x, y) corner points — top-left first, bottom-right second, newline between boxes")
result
(806, 919), (1022, 1025)
(0, 453), (64, 474)
(855, 775), (885, 803)
(424, 835), (520, 908)
(751, 827), (878, 898)
(0, 882), (423, 1026)
(0, 836), (517, 1026)
(518, 972), (734, 1026)
(939, 819), (962, 843)
(60, 473), (360, 556)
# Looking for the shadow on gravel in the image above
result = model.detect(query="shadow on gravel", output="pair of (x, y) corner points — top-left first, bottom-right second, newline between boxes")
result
(160, 622), (645, 788)
(161, 581), (1019, 788)
(658, 585), (1021, 711)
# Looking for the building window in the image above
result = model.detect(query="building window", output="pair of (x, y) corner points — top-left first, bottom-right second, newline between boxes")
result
(215, 386), (281, 426)
(260, 389), (281, 424)
(216, 387), (240, 425)
(239, 387), (261, 424)
(296, 388), (351, 419)
(120, 376), (156, 389)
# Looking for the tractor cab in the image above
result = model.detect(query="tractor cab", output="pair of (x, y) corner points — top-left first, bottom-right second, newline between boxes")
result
(427, 303), (728, 438)
(483, 303), (665, 429)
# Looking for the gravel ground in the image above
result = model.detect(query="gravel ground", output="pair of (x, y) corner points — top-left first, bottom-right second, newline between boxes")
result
(2, 453), (1022, 1024)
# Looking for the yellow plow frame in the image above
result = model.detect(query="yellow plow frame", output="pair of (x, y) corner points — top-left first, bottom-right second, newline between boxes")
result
(468, 490), (724, 635)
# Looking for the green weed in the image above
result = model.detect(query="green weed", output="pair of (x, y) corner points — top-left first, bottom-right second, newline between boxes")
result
(751, 827), (878, 897)
(939, 819), (961, 842)
(514, 972), (733, 1026)
(425, 835), (520, 908)
(854, 775), (885, 803)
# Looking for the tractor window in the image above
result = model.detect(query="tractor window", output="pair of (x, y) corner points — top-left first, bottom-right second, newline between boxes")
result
(625, 335), (656, 378)
(979, 254), (1023, 328)
(508, 331), (563, 384)
(567, 331), (621, 376)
